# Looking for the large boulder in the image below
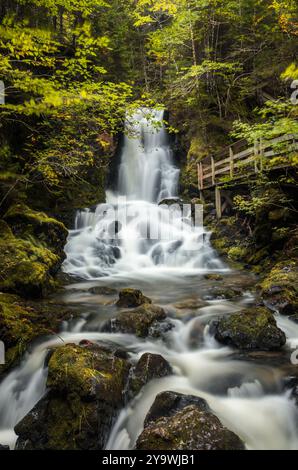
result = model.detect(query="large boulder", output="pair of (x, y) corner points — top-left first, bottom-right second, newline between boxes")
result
(4, 203), (68, 258)
(136, 391), (244, 450)
(210, 308), (286, 351)
(102, 303), (167, 338)
(259, 262), (298, 315)
(129, 353), (172, 397)
(0, 292), (79, 374)
(15, 343), (131, 450)
(0, 218), (64, 298)
(116, 288), (152, 308)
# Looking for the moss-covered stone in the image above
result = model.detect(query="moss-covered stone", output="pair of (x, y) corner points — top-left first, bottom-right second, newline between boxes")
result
(259, 261), (298, 315)
(0, 228), (59, 297)
(204, 273), (223, 281)
(0, 293), (79, 373)
(136, 391), (244, 450)
(210, 307), (286, 350)
(15, 343), (131, 450)
(103, 303), (166, 338)
(116, 288), (152, 308)
(4, 203), (67, 257)
(0, 202), (68, 298)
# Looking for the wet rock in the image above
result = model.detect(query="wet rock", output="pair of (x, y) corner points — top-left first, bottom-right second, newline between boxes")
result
(158, 198), (184, 208)
(204, 274), (223, 281)
(136, 391), (244, 450)
(116, 288), (152, 308)
(102, 303), (166, 338)
(259, 262), (298, 315)
(148, 319), (174, 338)
(210, 307), (286, 351)
(206, 286), (242, 300)
(15, 343), (131, 450)
(282, 377), (298, 407)
(174, 298), (206, 310)
(144, 391), (209, 425)
(188, 318), (206, 348)
(88, 286), (117, 295)
(0, 292), (81, 374)
(129, 353), (172, 397)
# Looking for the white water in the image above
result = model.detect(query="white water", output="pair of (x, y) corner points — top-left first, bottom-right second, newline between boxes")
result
(0, 109), (298, 450)
(63, 108), (225, 280)
(0, 311), (297, 450)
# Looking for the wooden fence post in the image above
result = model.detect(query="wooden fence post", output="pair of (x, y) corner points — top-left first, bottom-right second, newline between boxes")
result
(229, 147), (234, 178)
(215, 187), (222, 219)
(259, 137), (264, 172)
(254, 140), (259, 173)
(211, 156), (215, 186)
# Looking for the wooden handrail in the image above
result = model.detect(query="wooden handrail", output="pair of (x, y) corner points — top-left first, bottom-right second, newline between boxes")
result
(198, 133), (298, 190)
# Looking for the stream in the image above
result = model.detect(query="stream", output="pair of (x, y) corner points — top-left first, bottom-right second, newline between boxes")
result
(0, 109), (298, 450)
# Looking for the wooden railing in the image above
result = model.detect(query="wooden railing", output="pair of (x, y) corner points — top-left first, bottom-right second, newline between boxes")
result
(198, 133), (298, 190)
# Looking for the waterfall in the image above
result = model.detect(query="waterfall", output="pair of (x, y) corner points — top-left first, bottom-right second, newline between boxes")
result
(1, 109), (297, 451)
(63, 109), (225, 280)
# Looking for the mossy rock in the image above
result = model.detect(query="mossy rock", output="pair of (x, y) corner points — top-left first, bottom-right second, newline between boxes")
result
(102, 304), (166, 338)
(0, 224), (59, 297)
(0, 293), (79, 373)
(116, 288), (152, 308)
(204, 273), (223, 281)
(210, 307), (286, 350)
(136, 391), (244, 450)
(4, 203), (67, 257)
(259, 261), (298, 315)
(15, 343), (131, 450)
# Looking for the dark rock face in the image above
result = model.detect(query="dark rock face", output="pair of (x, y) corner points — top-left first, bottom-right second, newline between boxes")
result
(102, 304), (166, 338)
(129, 354), (172, 397)
(136, 391), (244, 450)
(158, 198), (184, 208)
(144, 391), (209, 426)
(116, 288), (152, 308)
(282, 377), (298, 407)
(210, 308), (286, 351)
(15, 343), (131, 450)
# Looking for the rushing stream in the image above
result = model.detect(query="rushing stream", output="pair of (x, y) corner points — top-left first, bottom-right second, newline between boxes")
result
(0, 109), (298, 450)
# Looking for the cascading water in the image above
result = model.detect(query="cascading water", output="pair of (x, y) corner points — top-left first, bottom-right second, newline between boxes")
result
(0, 109), (298, 450)
(62, 108), (225, 281)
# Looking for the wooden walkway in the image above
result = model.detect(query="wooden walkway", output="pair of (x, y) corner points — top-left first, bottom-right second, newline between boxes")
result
(197, 133), (298, 218)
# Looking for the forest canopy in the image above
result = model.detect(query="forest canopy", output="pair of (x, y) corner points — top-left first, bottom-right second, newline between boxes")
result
(0, 0), (297, 190)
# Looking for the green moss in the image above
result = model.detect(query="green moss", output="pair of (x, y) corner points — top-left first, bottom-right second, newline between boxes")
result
(0, 231), (59, 297)
(213, 307), (286, 350)
(4, 203), (67, 255)
(259, 261), (298, 314)
(0, 293), (40, 372)
(47, 344), (130, 401)
(204, 274), (223, 281)
(0, 220), (14, 240)
(106, 304), (166, 337)
(227, 246), (249, 261)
